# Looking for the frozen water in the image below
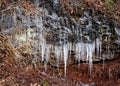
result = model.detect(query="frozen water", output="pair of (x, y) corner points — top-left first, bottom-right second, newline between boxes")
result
(0, 2), (117, 77)
(96, 38), (102, 58)
(53, 0), (59, 4)
(63, 44), (68, 76)
(35, 0), (40, 7)
(115, 27), (120, 36)
(13, 11), (17, 27)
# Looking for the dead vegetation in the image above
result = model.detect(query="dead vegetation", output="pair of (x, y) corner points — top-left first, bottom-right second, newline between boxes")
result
(60, 0), (120, 23)
(0, 0), (120, 86)
(0, 35), (22, 64)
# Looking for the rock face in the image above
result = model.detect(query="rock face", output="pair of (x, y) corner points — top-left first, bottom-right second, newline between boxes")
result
(0, 0), (119, 67)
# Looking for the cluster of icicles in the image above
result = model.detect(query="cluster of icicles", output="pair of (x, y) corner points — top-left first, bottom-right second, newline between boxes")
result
(40, 40), (102, 75)
(15, 12), (102, 76)
(0, 1), (114, 76)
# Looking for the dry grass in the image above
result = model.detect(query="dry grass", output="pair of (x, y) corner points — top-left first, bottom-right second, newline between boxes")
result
(0, 35), (23, 63)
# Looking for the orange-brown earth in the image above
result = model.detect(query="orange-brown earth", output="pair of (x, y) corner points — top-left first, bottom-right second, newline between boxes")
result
(0, 52), (120, 86)
(0, 35), (120, 86)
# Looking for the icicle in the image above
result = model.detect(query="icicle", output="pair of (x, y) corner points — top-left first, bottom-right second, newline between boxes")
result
(96, 38), (102, 59)
(60, 46), (63, 61)
(115, 27), (120, 36)
(53, 0), (59, 5)
(78, 43), (82, 63)
(13, 10), (17, 27)
(85, 42), (95, 76)
(88, 43), (94, 76)
(55, 46), (61, 65)
(41, 38), (46, 61)
(63, 44), (68, 76)
(79, 43), (84, 61)
(86, 44), (89, 62)
(35, 0), (40, 7)
(44, 45), (50, 71)
(75, 43), (82, 63)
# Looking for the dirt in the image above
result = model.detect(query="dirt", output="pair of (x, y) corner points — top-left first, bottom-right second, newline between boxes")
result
(0, 48), (120, 86)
